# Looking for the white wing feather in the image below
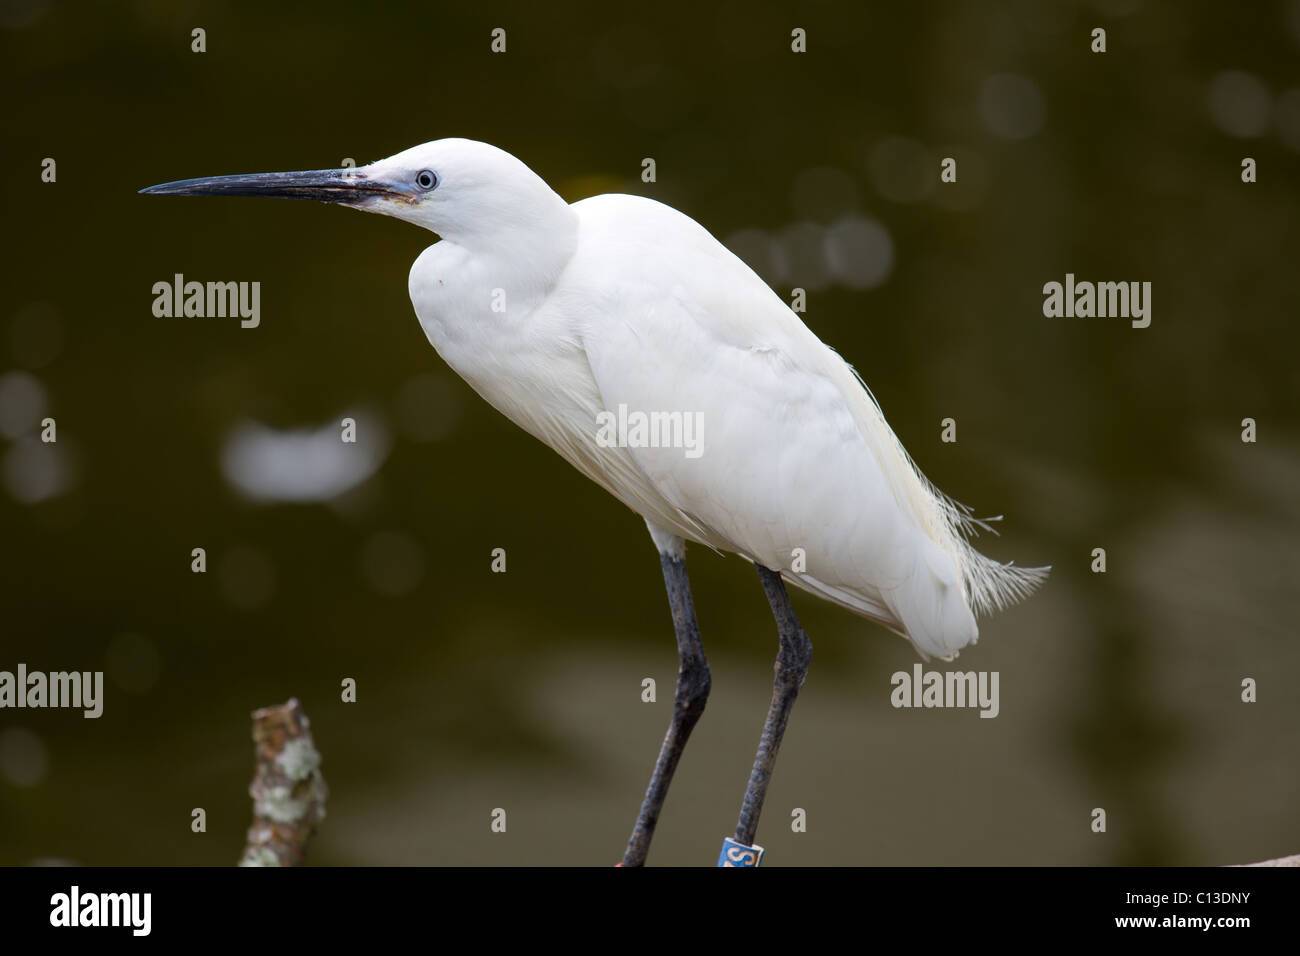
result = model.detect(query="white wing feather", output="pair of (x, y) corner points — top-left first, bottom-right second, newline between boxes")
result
(571, 194), (1047, 658)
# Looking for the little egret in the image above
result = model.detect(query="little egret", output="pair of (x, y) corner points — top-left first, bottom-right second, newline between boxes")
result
(142, 139), (1048, 866)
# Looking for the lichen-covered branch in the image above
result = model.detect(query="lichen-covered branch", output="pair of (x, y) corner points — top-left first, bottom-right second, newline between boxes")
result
(238, 698), (328, 867)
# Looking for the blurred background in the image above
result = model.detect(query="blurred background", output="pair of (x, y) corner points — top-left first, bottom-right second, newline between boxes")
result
(1, 0), (1297, 866)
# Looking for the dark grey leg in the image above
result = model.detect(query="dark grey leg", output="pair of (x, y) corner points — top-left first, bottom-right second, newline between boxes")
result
(734, 564), (814, 848)
(621, 552), (711, 867)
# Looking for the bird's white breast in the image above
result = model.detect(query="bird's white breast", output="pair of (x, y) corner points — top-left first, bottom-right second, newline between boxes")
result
(407, 235), (718, 545)
(407, 194), (985, 658)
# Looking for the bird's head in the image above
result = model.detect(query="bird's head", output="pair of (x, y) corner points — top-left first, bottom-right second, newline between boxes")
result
(140, 138), (570, 249)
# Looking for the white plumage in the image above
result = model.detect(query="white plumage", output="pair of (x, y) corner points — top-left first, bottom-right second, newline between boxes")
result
(141, 135), (1053, 862)
(379, 138), (1047, 660)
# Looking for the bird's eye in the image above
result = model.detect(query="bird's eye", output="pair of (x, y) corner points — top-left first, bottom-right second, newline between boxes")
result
(415, 169), (439, 191)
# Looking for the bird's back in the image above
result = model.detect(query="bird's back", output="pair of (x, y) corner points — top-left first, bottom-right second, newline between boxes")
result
(563, 193), (1046, 658)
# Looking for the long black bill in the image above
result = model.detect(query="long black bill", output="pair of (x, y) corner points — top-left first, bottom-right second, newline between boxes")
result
(138, 168), (409, 205)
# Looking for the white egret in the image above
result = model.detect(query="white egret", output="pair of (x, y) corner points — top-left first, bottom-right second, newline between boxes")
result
(142, 139), (1048, 866)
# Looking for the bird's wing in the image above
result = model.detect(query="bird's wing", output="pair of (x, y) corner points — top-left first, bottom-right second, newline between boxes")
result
(572, 195), (986, 656)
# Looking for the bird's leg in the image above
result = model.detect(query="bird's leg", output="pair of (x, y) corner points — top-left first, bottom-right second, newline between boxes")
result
(733, 564), (814, 850)
(621, 551), (711, 867)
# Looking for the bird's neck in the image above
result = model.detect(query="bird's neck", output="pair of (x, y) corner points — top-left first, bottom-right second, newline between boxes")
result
(450, 184), (579, 292)
(480, 212), (578, 300)
(408, 198), (579, 355)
